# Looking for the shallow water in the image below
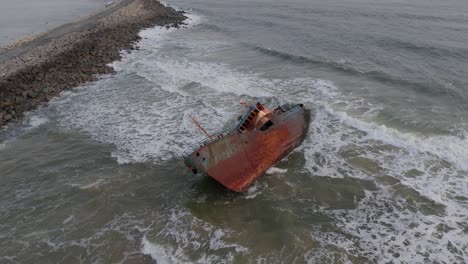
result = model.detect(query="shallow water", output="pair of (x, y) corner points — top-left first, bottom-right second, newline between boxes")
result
(1, 0), (468, 263)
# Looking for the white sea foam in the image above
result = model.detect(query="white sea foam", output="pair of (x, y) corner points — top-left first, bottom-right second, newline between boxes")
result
(244, 182), (267, 199)
(136, 58), (274, 97)
(51, 23), (467, 261)
(298, 91), (468, 262)
(68, 179), (105, 190)
(332, 108), (468, 172)
(44, 8), (468, 263)
(141, 208), (248, 263)
(141, 236), (189, 264)
(265, 167), (288, 175)
(315, 188), (468, 263)
(62, 215), (74, 225)
(112, 12), (204, 71)
(53, 72), (337, 163)
(262, 69), (468, 263)
(27, 115), (49, 128)
(110, 151), (133, 164)
(304, 246), (353, 264)
(54, 23), (307, 163)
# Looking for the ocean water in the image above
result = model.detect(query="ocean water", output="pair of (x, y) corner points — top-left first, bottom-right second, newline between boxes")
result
(0, 0), (110, 46)
(1, 0), (468, 263)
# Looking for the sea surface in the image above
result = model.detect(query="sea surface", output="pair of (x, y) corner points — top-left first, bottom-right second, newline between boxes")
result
(1, 0), (468, 263)
(0, 0), (109, 46)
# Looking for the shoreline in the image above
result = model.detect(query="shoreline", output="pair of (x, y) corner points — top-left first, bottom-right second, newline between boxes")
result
(0, 0), (186, 127)
(0, 1), (125, 56)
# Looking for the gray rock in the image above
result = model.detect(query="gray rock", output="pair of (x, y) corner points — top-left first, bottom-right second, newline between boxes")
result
(0, 0), (187, 127)
(27, 90), (35, 98)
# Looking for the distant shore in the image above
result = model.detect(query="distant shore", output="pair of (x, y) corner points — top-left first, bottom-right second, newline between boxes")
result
(0, 0), (186, 127)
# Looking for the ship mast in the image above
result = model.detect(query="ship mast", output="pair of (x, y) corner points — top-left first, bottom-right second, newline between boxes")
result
(190, 114), (213, 140)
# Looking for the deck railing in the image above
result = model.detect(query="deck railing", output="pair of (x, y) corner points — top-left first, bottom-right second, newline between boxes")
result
(181, 129), (236, 158)
(181, 104), (299, 158)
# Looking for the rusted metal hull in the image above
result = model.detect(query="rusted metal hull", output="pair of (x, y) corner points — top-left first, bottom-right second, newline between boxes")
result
(185, 104), (309, 192)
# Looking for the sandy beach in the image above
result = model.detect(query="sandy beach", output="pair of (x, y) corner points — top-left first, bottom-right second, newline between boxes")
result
(0, 0), (186, 127)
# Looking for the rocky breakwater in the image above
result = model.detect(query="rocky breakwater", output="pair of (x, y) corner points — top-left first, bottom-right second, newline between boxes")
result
(0, 0), (186, 127)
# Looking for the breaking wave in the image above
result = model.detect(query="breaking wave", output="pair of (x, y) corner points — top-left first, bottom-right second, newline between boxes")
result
(43, 10), (468, 263)
(141, 208), (248, 263)
(247, 44), (463, 100)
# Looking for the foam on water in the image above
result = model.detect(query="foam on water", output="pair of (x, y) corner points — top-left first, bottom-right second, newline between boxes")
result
(293, 83), (468, 262)
(112, 12), (204, 71)
(334, 109), (468, 172)
(141, 236), (188, 264)
(141, 208), (248, 263)
(62, 215), (74, 225)
(43, 10), (468, 263)
(52, 13), (264, 162)
(315, 188), (468, 263)
(69, 179), (106, 190)
(0, 113), (49, 143)
(244, 181), (267, 199)
(53, 18), (314, 163)
(27, 115), (49, 128)
(265, 167), (288, 175)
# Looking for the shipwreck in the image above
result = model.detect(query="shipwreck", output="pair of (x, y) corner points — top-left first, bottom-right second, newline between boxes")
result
(183, 102), (310, 192)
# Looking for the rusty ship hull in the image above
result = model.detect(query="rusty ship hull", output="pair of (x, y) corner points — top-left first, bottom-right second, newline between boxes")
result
(184, 103), (309, 192)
